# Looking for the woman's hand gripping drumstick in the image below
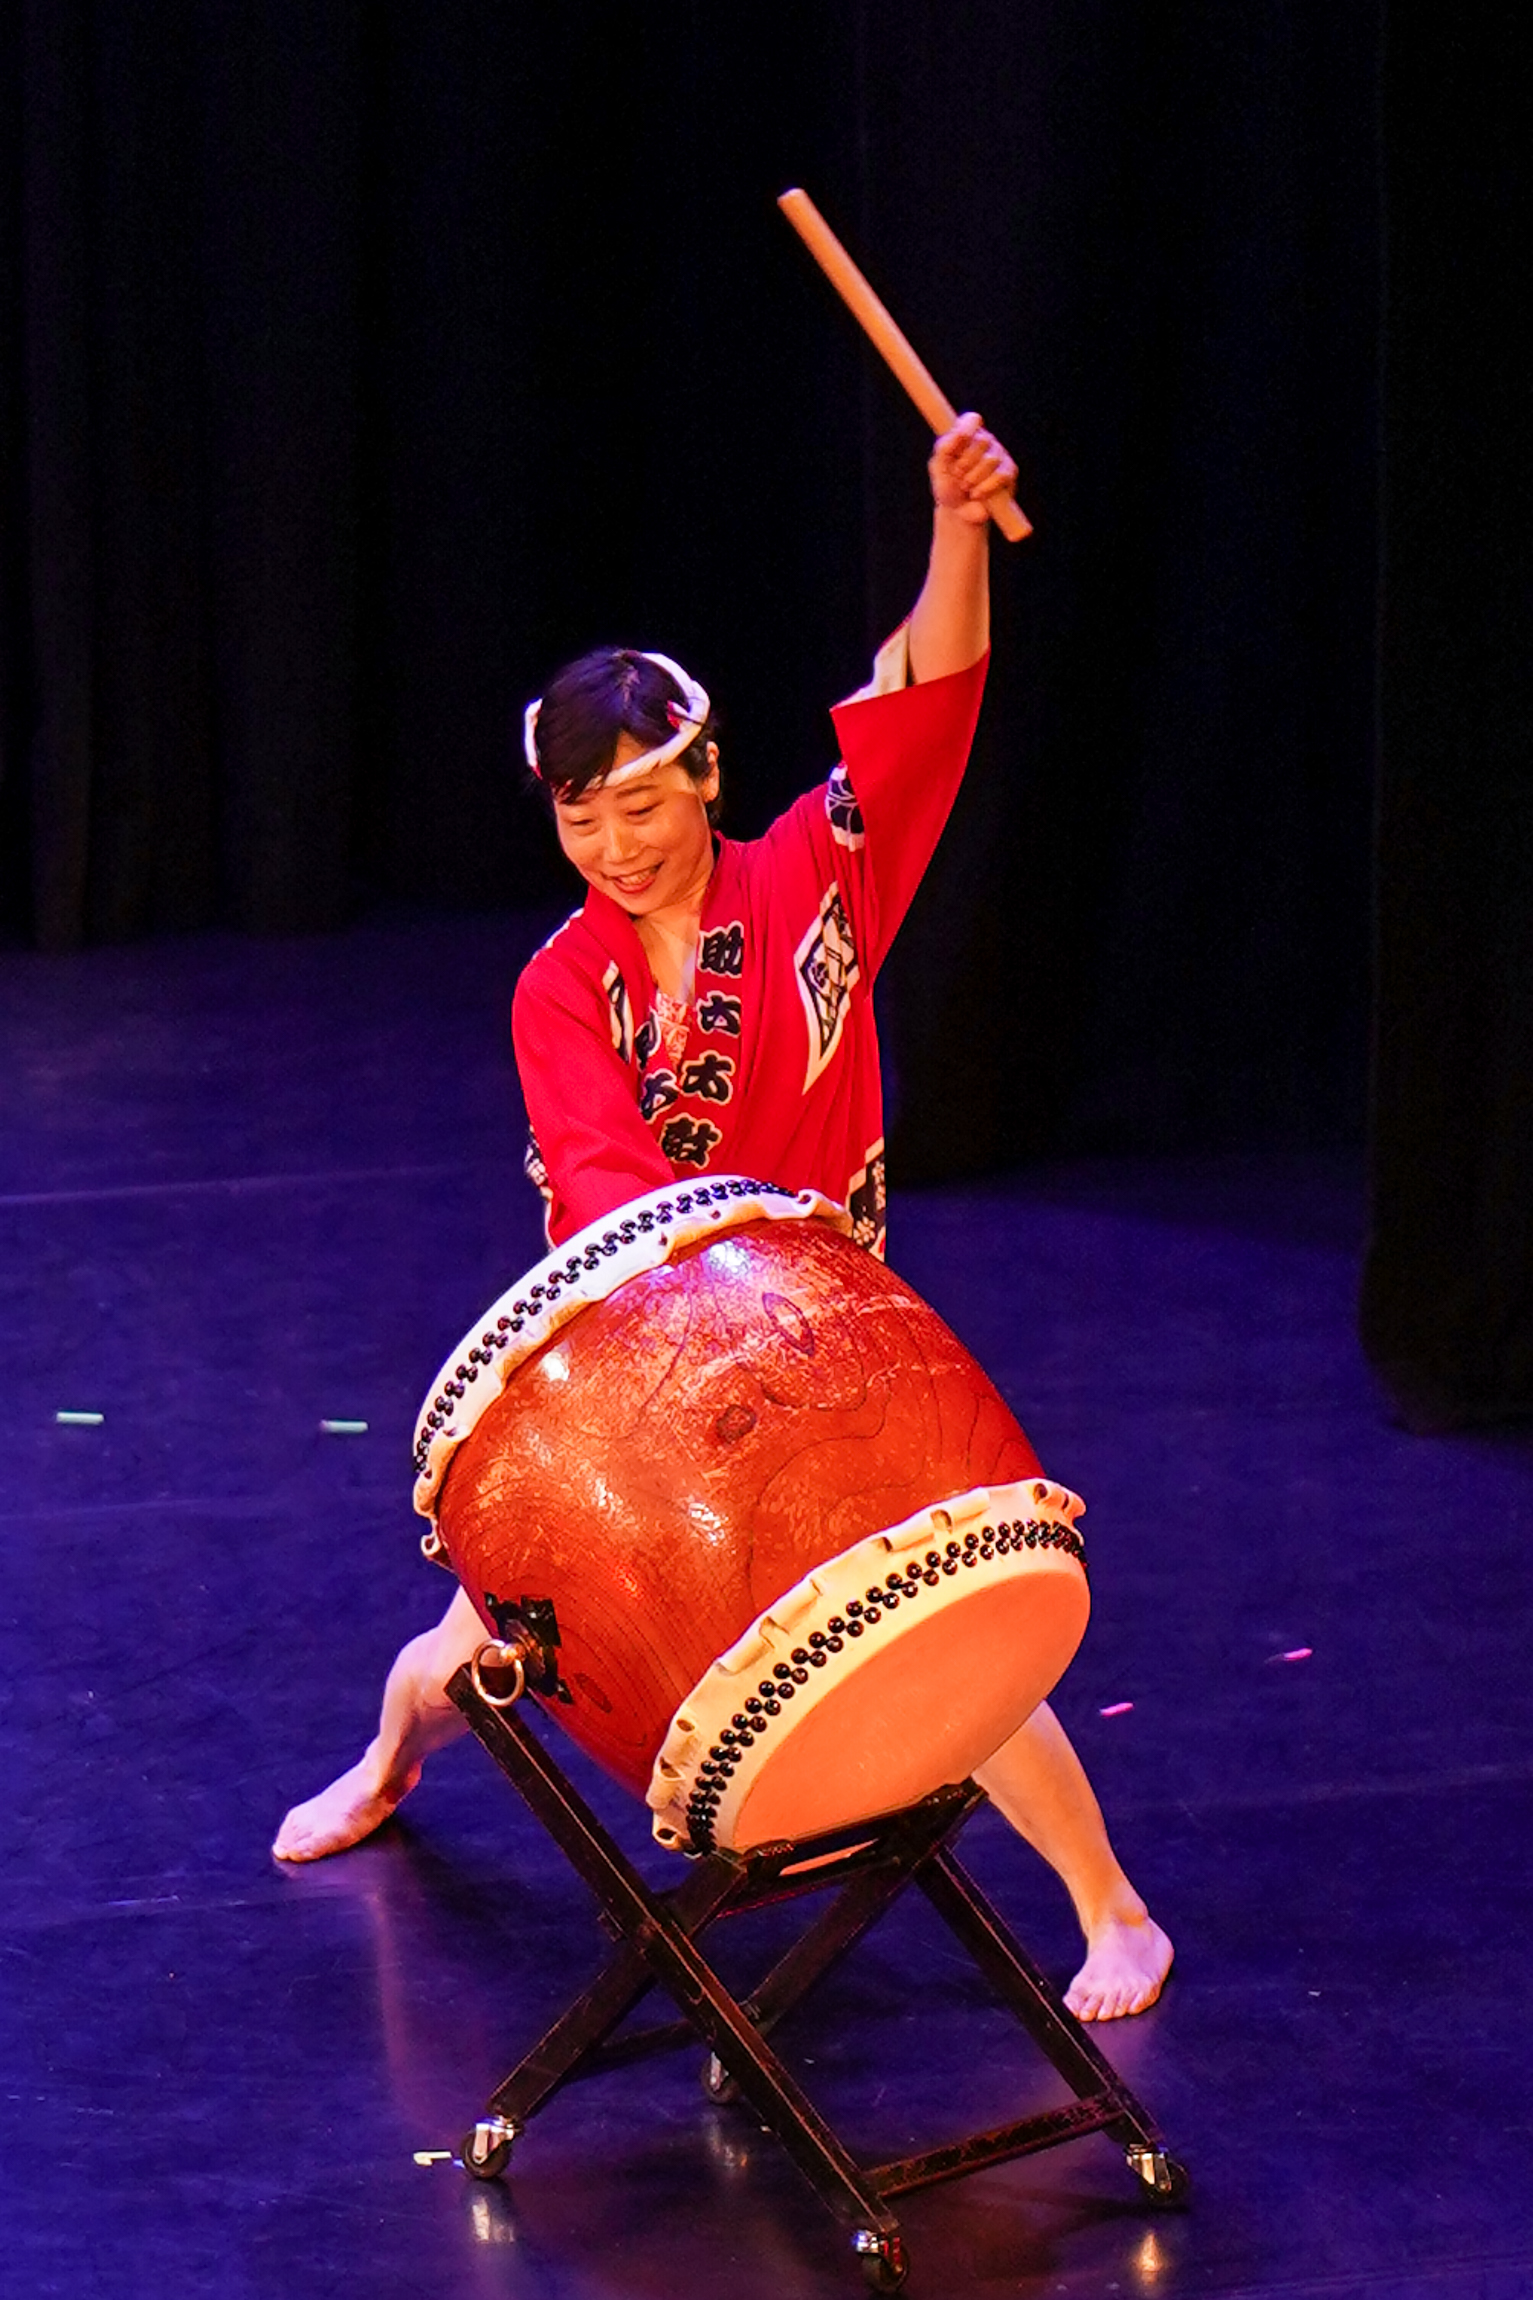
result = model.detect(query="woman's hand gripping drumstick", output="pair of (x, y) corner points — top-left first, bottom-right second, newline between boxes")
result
(778, 186), (1031, 542)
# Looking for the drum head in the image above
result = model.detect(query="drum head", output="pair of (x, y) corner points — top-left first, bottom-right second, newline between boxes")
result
(732, 1581), (1084, 1846)
(647, 1480), (1090, 1852)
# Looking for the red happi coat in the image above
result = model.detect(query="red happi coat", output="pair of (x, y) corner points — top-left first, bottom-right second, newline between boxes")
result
(512, 643), (987, 1256)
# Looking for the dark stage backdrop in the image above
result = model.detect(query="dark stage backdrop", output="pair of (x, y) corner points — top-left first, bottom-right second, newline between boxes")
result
(2, 3), (1378, 1177)
(1360, 14), (1533, 1429)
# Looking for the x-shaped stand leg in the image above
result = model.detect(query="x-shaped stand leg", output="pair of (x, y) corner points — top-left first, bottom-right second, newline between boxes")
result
(447, 1665), (1188, 2280)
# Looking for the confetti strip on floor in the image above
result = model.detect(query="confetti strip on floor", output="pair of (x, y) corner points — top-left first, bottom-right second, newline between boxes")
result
(1099, 1701), (1135, 1717)
(55, 1410), (105, 1425)
(319, 1419), (369, 1435)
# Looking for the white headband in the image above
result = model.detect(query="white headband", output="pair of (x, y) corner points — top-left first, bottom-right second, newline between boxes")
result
(523, 651), (712, 788)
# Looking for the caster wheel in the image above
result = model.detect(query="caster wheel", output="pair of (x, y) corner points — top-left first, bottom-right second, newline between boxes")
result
(462, 2117), (515, 2181)
(701, 2053), (739, 2104)
(1126, 2145), (1191, 2205)
(852, 2229), (909, 2291)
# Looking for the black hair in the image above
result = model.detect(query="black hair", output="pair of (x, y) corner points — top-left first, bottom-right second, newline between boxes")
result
(528, 648), (721, 823)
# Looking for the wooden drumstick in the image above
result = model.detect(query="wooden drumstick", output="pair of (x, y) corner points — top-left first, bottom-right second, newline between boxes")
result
(778, 187), (1031, 542)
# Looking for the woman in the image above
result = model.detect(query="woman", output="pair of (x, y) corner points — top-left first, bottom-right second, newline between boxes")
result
(275, 416), (1173, 2023)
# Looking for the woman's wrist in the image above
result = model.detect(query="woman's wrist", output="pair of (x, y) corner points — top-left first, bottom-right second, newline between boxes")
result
(930, 497), (991, 534)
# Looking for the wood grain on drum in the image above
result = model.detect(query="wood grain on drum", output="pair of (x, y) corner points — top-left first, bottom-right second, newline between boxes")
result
(434, 1215), (1055, 1817)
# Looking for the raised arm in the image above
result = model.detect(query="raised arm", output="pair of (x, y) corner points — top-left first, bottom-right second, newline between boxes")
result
(907, 414), (1020, 684)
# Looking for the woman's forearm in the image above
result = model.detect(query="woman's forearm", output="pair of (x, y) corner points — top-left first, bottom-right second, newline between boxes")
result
(905, 415), (1016, 683)
(908, 505), (991, 682)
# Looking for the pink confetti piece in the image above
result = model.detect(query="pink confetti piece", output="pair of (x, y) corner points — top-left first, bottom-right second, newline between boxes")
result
(1266, 1647), (1313, 1664)
(1099, 1701), (1135, 1717)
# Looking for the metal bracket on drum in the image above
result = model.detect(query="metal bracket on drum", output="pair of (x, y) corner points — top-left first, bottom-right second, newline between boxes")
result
(483, 1593), (572, 1705)
(469, 1638), (534, 1711)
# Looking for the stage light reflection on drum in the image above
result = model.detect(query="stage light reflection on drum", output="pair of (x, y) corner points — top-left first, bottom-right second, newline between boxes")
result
(414, 1177), (1091, 1853)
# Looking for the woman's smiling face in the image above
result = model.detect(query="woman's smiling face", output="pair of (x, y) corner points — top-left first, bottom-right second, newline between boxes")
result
(553, 733), (720, 916)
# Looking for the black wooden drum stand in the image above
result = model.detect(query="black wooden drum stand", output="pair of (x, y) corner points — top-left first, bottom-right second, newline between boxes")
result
(447, 1663), (1187, 2292)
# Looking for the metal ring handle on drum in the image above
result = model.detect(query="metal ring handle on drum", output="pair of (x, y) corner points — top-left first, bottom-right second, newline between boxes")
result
(470, 1639), (528, 1710)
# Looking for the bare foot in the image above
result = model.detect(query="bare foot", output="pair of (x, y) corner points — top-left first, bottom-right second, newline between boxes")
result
(1065, 1912), (1174, 2021)
(274, 1593), (482, 1862)
(272, 1750), (420, 1862)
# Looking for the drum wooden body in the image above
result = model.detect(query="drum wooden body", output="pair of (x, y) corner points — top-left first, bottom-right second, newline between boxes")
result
(413, 1178), (1089, 1852)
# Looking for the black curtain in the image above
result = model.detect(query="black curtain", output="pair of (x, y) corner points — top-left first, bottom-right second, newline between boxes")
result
(1359, 13), (1533, 1429)
(2, 4), (1378, 1173)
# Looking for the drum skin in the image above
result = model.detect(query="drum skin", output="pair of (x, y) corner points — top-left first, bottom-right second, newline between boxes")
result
(435, 1216), (1044, 1801)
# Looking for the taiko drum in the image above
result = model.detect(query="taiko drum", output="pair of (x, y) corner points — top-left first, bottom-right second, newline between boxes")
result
(412, 1178), (1089, 1852)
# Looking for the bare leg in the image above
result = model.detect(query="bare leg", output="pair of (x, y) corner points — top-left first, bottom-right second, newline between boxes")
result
(974, 1701), (1173, 2021)
(272, 1585), (484, 1862)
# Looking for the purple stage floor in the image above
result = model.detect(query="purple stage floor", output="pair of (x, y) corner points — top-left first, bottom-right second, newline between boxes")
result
(2, 916), (1530, 2300)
